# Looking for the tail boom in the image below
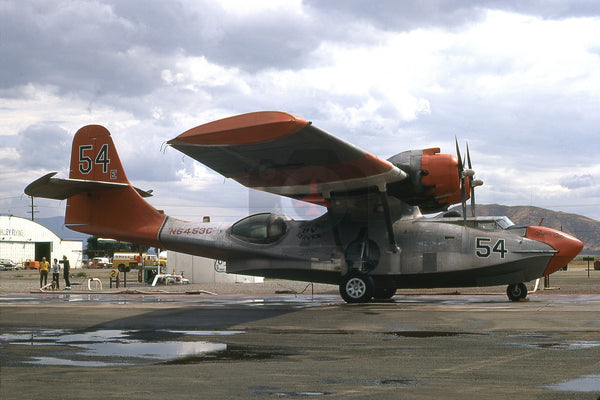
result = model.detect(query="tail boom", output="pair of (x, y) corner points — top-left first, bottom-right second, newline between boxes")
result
(66, 188), (165, 247)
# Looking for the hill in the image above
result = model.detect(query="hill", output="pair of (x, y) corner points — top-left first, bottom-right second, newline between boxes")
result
(36, 216), (90, 245)
(465, 204), (600, 254)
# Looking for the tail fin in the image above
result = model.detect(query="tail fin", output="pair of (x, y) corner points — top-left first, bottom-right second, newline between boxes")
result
(69, 125), (131, 184)
(26, 125), (166, 247)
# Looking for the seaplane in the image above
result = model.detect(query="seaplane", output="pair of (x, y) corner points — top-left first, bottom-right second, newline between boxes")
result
(25, 111), (583, 302)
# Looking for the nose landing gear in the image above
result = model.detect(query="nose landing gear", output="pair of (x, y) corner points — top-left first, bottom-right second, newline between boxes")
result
(507, 282), (528, 301)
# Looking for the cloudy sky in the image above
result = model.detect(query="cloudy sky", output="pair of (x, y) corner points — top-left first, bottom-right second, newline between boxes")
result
(2, 0), (600, 224)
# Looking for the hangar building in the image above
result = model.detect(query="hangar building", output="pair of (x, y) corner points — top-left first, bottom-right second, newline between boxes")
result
(0, 215), (83, 268)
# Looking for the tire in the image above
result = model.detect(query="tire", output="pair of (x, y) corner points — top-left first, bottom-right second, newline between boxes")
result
(373, 287), (396, 300)
(340, 271), (375, 303)
(507, 282), (528, 301)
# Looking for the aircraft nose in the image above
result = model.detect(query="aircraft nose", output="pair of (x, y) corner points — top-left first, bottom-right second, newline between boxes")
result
(526, 226), (584, 275)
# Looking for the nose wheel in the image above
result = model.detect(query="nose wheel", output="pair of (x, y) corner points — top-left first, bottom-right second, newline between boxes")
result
(506, 282), (528, 301)
(340, 271), (375, 303)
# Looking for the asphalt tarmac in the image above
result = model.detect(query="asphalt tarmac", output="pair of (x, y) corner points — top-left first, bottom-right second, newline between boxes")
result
(1, 267), (599, 399)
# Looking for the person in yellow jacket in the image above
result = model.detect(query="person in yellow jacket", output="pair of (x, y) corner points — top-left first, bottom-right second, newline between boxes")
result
(39, 257), (50, 288)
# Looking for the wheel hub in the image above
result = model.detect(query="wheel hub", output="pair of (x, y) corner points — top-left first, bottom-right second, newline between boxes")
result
(346, 278), (366, 298)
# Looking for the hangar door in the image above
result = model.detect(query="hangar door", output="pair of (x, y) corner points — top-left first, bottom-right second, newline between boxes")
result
(35, 242), (52, 262)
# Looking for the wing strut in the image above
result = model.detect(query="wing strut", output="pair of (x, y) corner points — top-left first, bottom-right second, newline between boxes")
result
(379, 190), (399, 254)
(326, 204), (343, 248)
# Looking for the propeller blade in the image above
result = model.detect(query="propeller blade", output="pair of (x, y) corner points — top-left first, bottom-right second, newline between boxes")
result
(461, 182), (467, 223)
(466, 142), (472, 170)
(466, 142), (473, 216)
(466, 143), (485, 217)
(456, 137), (467, 224)
(455, 137), (463, 173)
(470, 185), (476, 217)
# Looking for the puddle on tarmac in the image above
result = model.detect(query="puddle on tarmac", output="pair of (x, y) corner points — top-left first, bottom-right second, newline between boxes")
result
(250, 388), (330, 397)
(1, 328), (249, 367)
(516, 340), (600, 350)
(320, 378), (418, 387)
(160, 345), (294, 364)
(542, 375), (600, 392)
(389, 331), (485, 338)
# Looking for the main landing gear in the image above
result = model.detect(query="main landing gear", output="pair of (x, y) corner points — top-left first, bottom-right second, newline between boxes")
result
(506, 282), (528, 301)
(340, 271), (374, 303)
(339, 271), (397, 303)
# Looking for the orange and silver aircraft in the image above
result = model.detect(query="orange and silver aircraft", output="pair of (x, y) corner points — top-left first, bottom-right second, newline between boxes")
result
(25, 111), (583, 302)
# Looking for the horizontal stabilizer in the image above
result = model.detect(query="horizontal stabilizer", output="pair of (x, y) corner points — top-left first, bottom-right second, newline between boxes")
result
(24, 172), (153, 200)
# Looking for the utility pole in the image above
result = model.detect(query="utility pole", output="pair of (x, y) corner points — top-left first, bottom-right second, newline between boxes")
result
(27, 196), (38, 221)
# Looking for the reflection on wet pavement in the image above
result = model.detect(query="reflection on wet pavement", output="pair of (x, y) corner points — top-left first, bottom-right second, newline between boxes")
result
(389, 331), (487, 338)
(542, 375), (600, 392)
(2, 293), (600, 309)
(0, 328), (245, 367)
(511, 340), (600, 351)
(161, 344), (295, 364)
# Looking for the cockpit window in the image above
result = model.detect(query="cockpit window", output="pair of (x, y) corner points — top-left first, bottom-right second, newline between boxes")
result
(496, 216), (515, 230)
(475, 217), (515, 231)
(476, 221), (497, 231)
(231, 213), (287, 244)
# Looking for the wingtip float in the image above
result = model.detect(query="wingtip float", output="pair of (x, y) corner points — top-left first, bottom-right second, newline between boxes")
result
(25, 111), (583, 303)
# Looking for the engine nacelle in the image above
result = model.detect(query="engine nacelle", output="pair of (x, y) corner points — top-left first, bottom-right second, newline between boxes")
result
(387, 148), (468, 213)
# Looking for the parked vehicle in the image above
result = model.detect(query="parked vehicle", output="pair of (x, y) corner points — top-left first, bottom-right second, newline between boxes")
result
(91, 257), (111, 268)
(0, 259), (16, 270)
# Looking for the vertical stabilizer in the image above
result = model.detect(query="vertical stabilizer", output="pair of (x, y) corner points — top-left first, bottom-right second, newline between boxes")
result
(69, 125), (129, 183)
(65, 125), (165, 246)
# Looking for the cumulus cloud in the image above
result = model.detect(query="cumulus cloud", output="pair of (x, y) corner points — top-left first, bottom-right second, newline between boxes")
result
(560, 174), (595, 189)
(305, 0), (600, 30)
(2, 0), (600, 221)
(16, 125), (72, 169)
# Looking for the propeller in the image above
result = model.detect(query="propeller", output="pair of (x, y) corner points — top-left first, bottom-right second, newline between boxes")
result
(466, 143), (484, 216)
(455, 138), (467, 224)
(455, 138), (484, 223)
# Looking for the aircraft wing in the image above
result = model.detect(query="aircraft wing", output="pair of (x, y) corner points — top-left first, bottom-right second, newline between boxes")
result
(167, 111), (406, 206)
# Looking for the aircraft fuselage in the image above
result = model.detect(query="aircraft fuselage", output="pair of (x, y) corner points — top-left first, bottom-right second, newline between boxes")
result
(159, 211), (570, 291)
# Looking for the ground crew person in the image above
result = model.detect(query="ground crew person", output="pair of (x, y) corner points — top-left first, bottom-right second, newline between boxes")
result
(39, 257), (50, 287)
(60, 255), (71, 289)
(52, 258), (61, 289)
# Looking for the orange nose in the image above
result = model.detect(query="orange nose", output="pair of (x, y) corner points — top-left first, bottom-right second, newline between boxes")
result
(526, 226), (584, 275)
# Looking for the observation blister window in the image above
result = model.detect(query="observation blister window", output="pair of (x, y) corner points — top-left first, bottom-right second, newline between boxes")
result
(230, 213), (287, 244)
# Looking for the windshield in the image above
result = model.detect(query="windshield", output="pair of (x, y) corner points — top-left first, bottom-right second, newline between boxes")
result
(496, 216), (515, 230)
(474, 216), (515, 231)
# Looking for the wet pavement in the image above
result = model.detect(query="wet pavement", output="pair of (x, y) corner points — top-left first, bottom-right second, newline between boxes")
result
(1, 292), (600, 399)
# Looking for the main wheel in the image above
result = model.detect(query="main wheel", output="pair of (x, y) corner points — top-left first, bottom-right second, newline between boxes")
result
(373, 287), (396, 300)
(507, 282), (528, 301)
(340, 271), (375, 303)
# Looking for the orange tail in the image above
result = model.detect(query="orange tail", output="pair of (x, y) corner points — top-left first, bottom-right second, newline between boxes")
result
(64, 125), (165, 246)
